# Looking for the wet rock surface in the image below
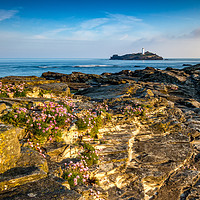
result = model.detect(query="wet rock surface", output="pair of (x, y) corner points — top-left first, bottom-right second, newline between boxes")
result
(0, 64), (200, 199)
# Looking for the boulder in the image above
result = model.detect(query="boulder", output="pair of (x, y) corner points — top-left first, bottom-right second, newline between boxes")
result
(183, 63), (200, 74)
(0, 147), (48, 191)
(0, 176), (82, 200)
(45, 142), (70, 162)
(16, 147), (48, 173)
(37, 82), (70, 96)
(42, 71), (67, 80)
(135, 88), (154, 98)
(77, 84), (130, 100)
(0, 103), (6, 114)
(0, 124), (21, 174)
(26, 87), (41, 98)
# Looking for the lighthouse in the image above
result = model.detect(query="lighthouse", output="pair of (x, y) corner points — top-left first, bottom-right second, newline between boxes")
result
(142, 48), (145, 55)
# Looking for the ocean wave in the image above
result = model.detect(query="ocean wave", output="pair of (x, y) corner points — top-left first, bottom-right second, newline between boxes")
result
(37, 66), (58, 69)
(72, 65), (111, 68)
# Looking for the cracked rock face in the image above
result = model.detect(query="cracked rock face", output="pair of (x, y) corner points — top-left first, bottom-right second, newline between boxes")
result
(90, 97), (198, 200)
(0, 64), (200, 200)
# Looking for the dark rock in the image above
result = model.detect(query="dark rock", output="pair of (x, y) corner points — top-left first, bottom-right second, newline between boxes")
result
(144, 67), (156, 71)
(177, 99), (200, 108)
(0, 147), (48, 192)
(153, 169), (199, 200)
(76, 84), (130, 100)
(42, 71), (68, 80)
(0, 177), (82, 200)
(183, 63), (200, 74)
(132, 69), (189, 85)
(182, 64), (193, 66)
(37, 82), (70, 96)
(101, 72), (112, 76)
(135, 88), (154, 98)
(165, 67), (174, 70)
(116, 70), (134, 76)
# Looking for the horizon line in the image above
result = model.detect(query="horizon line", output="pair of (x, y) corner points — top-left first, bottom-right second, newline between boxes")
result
(0, 57), (200, 59)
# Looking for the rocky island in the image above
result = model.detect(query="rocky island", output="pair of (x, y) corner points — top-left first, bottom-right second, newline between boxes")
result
(110, 51), (163, 60)
(0, 63), (200, 200)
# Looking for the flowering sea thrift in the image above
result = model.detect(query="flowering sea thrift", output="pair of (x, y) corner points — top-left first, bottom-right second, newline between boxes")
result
(1, 97), (108, 194)
(63, 160), (90, 187)
(0, 82), (27, 97)
(122, 104), (145, 117)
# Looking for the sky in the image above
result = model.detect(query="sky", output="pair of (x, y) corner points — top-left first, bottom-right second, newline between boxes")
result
(0, 0), (200, 58)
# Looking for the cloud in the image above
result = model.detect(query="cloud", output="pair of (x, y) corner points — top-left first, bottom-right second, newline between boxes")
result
(2, 12), (200, 58)
(189, 28), (200, 38)
(106, 13), (142, 22)
(32, 35), (48, 39)
(79, 13), (142, 32)
(0, 9), (18, 22)
(130, 35), (200, 58)
(48, 28), (69, 35)
(120, 34), (129, 40)
(171, 27), (200, 40)
(80, 18), (109, 29)
(31, 27), (70, 39)
(61, 13), (153, 41)
(30, 13), (149, 41)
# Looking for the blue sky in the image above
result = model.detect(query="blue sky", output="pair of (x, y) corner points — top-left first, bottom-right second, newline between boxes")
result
(0, 0), (200, 58)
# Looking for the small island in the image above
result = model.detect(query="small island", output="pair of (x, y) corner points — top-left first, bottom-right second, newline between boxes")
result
(110, 49), (163, 60)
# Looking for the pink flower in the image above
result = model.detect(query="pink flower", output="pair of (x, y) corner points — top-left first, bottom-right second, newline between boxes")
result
(42, 154), (46, 158)
(74, 178), (77, 185)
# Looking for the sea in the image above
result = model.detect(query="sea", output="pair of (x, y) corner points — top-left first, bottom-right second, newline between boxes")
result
(0, 58), (200, 78)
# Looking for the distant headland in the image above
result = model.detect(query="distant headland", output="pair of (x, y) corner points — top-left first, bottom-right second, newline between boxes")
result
(110, 48), (163, 60)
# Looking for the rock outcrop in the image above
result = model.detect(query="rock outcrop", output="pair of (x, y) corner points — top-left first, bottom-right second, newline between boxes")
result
(0, 63), (200, 199)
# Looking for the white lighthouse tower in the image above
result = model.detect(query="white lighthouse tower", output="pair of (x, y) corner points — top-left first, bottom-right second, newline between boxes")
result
(142, 48), (145, 55)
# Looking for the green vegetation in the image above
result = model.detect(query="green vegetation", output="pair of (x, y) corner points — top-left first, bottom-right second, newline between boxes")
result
(123, 104), (145, 117)
(0, 82), (27, 98)
(80, 142), (99, 166)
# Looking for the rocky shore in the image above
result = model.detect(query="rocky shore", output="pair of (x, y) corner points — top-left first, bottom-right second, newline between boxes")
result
(0, 63), (200, 200)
